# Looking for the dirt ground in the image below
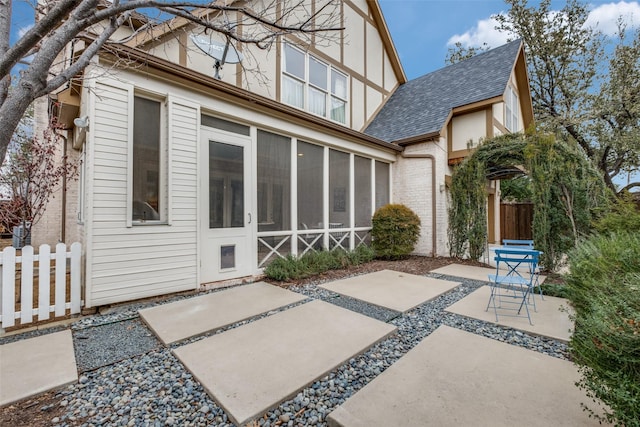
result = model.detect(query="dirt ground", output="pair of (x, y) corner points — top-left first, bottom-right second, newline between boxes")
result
(0, 255), (482, 426)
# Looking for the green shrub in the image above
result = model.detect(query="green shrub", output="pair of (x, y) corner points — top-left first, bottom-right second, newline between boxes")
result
(348, 244), (375, 265)
(263, 245), (376, 282)
(593, 193), (640, 235)
(565, 232), (640, 426)
(371, 204), (421, 260)
(263, 254), (309, 281)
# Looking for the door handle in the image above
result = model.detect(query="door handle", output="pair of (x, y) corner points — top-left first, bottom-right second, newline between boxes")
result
(248, 213), (252, 224)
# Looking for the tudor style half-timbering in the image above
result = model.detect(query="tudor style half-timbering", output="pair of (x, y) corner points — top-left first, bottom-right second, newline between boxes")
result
(34, 1), (534, 308)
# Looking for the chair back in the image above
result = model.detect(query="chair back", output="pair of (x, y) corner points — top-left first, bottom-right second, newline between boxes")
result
(493, 248), (539, 285)
(502, 239), (534, 248)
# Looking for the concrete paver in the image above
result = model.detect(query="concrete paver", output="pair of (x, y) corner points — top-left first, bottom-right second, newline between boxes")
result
(327, 325), (604, 427)
(445, 285), (573, 342)
(173, 300), (396, 426)
(319, 270), (460, 312)
(431, 263), (546, 284)
(0, 330), (77, 407)
(139, 282), (307, 345)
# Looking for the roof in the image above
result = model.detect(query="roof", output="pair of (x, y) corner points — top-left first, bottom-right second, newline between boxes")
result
(364, 40), (524, 143)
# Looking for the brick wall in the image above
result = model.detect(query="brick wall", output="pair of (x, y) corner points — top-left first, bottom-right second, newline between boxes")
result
(392, 138), (450, 257)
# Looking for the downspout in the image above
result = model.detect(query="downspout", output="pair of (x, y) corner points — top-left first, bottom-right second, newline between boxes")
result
(55, 130), (68, 243)
(400, 153), (437, 257)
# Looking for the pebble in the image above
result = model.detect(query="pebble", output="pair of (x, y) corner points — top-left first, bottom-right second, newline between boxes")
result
(12, 272), (567, 427)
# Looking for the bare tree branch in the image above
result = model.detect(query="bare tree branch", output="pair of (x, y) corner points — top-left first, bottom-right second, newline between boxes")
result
(0, 0), (343, 165)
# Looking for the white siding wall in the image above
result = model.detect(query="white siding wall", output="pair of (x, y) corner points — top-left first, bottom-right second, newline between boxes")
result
(392, 139), (449, 256)
(85, 81), (198, 307)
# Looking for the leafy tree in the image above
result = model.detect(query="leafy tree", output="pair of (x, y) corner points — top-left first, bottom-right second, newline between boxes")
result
(495, 0), (638, 194)
(445, 41), (489, 65)
(0, 116), (79, 247)
(0, 0), (343, 165)
(589, 25), (640, 193)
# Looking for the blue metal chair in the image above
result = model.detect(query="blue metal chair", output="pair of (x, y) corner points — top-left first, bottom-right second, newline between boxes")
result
(487, 248), (540, 325)
(502, 239), (543, 300)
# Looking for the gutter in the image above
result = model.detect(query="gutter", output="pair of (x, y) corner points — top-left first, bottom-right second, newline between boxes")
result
(400, 152), (438, 257)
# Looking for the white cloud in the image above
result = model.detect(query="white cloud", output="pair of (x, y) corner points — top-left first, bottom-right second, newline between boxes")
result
(585, 1), (640, 35)
(448, 1), (640, 50)
(17, 24), (33, 39)
(446, 16), (512, 48)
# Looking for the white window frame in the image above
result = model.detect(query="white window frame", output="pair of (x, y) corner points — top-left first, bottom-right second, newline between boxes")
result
(282, 43), (349, 124)
(505, 85), (519, 132)
(129, 92), (168, 226)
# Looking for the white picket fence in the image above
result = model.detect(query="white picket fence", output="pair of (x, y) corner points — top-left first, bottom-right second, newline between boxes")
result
(0, 242), (82, 329)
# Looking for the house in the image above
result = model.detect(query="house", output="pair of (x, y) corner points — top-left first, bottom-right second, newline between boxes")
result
(33, 0), (533, 308)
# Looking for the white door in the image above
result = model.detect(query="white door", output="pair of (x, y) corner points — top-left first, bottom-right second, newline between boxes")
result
(200, 128), (254, 283)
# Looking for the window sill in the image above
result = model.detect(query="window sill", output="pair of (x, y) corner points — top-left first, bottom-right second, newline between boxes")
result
(132, 221), (169, 226)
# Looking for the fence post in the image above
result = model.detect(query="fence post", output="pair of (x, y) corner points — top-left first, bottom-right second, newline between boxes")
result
(54, 242), (66, 317)
(70, 242), (82, 314)
(38, 244), (51, 321)
(1, 247), (16, 328)
(21, 245), (34, 324)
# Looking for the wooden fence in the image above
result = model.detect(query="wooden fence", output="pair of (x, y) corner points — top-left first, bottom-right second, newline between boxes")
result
(500, 203), (534, 241)
(0, 242), (82, 329)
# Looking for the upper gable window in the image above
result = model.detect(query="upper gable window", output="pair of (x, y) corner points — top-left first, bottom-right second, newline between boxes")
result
(505, 86), (519, 132)
(282, 43), (348, 124)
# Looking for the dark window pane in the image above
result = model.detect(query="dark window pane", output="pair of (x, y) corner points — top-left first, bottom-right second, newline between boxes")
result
(209, 141), (244, 228)
(309, 57), (327, 89)
(201, 114), (250, 136)
(284, 44), (305, 79)
(132, 97), (161, 222)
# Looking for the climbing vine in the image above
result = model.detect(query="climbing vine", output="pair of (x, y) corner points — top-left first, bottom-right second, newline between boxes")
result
(449, 131), (611, 270)
(448, 154), (487, 259)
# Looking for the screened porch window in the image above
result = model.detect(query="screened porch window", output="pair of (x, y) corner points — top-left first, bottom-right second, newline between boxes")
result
(297, 141), (324, 229)
(375, 161), (390, 209)
(329, 149), (350, 226)
(257, 130), (291, 232)
(354, 156), (372, 227)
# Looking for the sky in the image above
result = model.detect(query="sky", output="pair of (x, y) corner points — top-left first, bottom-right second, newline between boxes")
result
(378, 0), (640, 79)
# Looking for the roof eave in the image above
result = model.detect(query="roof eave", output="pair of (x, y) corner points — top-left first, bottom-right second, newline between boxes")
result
(395, 131), (441, 146)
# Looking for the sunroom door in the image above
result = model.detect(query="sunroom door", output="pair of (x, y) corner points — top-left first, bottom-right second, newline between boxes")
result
(200, 128), (254, 283)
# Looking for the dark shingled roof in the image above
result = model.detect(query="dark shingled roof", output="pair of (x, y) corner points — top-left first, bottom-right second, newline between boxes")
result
(365, 40), (523, 143)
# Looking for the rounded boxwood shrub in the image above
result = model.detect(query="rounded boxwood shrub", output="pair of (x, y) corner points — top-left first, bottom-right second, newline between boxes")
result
(371, 204), (421, 260)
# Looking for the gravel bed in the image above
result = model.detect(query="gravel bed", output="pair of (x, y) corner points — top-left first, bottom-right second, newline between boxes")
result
(10, 273), (569, 427)
(74, 319), (161, 373)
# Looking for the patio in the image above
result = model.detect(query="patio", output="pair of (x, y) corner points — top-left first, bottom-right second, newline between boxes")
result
(1, 265), (605, 426)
